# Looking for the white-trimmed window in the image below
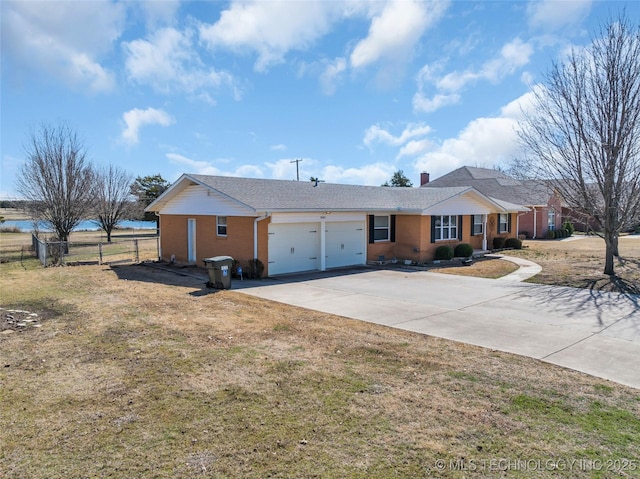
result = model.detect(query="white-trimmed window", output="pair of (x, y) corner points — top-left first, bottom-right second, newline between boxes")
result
(498, 213), (509, 233)
(473, 215), (483, 236)
(548, 209), (556, 231)
(217, 216), (227, 236)
(373, 215), (390, 242)
(434, 215), (457, 241)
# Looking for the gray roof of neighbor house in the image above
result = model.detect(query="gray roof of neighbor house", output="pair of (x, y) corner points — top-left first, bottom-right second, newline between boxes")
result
(146, 174), (527, 213)
(424, 166), (554, 206)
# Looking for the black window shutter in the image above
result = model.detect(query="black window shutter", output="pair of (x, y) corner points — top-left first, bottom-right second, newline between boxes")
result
(470, 215), (475, 236)
(430, 216), (436, 243)
(458, 215), (463, 240)
(497, 214), (500, 234)
(390, 215), (396, 242)
(368, 215), (375, 244)
(508, 213), (512, 233)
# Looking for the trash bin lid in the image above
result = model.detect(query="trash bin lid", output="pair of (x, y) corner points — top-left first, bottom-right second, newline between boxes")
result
(203, 255), (234, 262)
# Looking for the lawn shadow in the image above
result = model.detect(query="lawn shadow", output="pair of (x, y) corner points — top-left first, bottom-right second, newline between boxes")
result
(580, 275), (640, 296)
(515, 280), (640, 335)
(109, 262), (218, 297)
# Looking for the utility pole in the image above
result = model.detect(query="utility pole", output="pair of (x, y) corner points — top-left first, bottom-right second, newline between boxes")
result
(290, 158), (302, 181)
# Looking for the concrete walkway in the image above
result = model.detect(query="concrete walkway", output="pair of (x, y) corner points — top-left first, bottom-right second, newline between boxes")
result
(234, 263), (640, 389)
(490, 254), (542, 282)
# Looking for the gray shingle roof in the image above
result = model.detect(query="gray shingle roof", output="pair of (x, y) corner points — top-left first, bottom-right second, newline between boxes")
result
(424, 166), (553, 206)
(187, 174), (474, 212)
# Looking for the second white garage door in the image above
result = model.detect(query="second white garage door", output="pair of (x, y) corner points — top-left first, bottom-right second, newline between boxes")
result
(325, 221), (365, 269)
(268, 223), (320, 275)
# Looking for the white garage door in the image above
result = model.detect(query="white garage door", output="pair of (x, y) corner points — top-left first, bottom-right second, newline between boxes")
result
(268, 223), (320, 275)
(325, 221), (365, 269)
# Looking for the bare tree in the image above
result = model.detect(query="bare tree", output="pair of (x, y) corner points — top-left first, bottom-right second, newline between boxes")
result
(92, 165), (134, 242)
(518, 14), (640, 275)
(16, 123), (95, 243)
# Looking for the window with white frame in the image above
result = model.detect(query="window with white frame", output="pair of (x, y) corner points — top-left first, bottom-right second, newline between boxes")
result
(434, 215), (457, 240)
(473, 215), (483, 235)
(498, 213), (509, 233)
(217, 216), (227, 236)
(548, 209), (555, 231)
(373, 215), (390, 241)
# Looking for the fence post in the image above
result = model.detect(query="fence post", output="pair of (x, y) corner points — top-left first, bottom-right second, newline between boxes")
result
(99, 242), (103, 265)
(134, 239), (139, 263)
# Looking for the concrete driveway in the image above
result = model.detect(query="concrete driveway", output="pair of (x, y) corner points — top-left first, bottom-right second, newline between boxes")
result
(235, 267), (640, 389)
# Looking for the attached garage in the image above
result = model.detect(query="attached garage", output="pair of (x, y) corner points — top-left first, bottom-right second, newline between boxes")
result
(267, 215), (366, 276)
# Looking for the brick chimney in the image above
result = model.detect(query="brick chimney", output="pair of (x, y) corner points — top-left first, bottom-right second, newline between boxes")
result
(420, 172), (430, 186)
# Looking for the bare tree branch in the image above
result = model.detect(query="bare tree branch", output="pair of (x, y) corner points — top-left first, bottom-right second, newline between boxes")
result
(518, 13), (640, 275)
(92, 165), (134, 242)
(16, 122), (95, 244)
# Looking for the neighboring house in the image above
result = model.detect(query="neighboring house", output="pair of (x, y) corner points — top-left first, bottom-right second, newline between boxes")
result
(420, 167), (563, 238)
(145, 174), (527, 277)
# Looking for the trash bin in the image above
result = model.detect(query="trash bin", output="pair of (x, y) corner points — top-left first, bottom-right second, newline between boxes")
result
(203, 256), (234, 289)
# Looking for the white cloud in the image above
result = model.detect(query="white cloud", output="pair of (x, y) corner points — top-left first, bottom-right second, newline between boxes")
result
(267, 157), (378, 183)
(349, 0), (448, 88)
(1, 0), (125, 92)
(270, 144), (287, 152)
(527, 0), (592, 31)
(199, 0), (448, 90)
(168, 153), (265, 178)
(396, 139), (432, 159)
(499, 88), (540, 120)
(122, 108), (175, 145)
(138, 0), (181, 27)
(412, 92), (461, 113)
(167, 153), (222, 175)
(413, 37), (534, 113)
(437, 38), (534, 91)
(363, 123), (432, 149)
(265, 158), (313, 180)
(520, 71), (535, 86)
(166, 154), (394, 186)
(321, 163), (396, 186)
(320, 57), (347, 96)
(350, 0), (447, 69)
(123, 27), (238, 99)
(413, 92), (532, 178)
(199, 1), (341, 72)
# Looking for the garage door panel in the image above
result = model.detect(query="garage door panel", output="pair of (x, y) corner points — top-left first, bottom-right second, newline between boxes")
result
(268, 223), (320, 275)
(325, 222), (365, 269)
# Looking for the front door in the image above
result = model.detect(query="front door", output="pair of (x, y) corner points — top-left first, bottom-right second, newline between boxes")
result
(187, 218), (196, 263)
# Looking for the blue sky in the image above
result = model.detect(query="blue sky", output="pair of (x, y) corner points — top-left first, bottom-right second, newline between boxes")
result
(1, 0), (637, 199)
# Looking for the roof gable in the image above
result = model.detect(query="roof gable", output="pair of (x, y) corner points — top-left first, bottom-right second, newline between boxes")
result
(426, 166), (553, 206)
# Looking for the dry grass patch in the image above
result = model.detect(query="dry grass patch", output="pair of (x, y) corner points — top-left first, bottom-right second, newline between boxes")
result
(504, 236), (640, 293)
(1, 263), (639, 478)
(430, 256), (520, 279)
(0, 207), (29, 221)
